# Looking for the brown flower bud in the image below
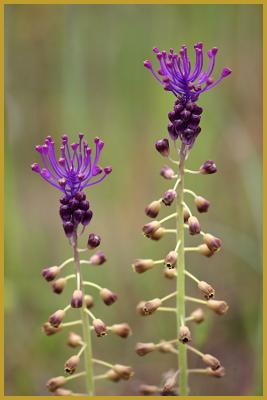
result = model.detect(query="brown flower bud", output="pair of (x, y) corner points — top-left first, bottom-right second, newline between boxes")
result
(178, 325), (192, 343)
(203, 233), (222, 252)
(163, 372), (178, 393)
(194, 196), (210, 213)
(145, 200), (161, 218)
(163, 268), (177, 279)
(207, 300), (229, 315)
(139, 384), (159, 395)
(190, 308), (205, 323)
(112, 364), (134, 380)
(100, 288), (118, 306)
(64, 355), (80, 375)
(164, 250), (177, 269)
(51, 278), (67, 294)
(46, 376), (66, 392)
(202, 354), (221, 370)
(150, 227), (165, 241)
(48, 309), (65, 328)
(54, 388), (73, 396)
(162, 189), (177, 206)
(206, 366), (225, 377)
(143, 221), (161, 237)
(132, 259), (154, 273)
(90, 251), (106, 265)
(110, 323), (132, 338)
(199, 160), (217, 175)
(42, 322), (62, 336)
(135, 342), (156, 356)
(197, 244), (215, 257)
(71, 289), (83, 308)
(67, 331), (82, 348)
(84, 294), (94, 309)
(42, 266), (60, 282)
(93, 318), (107, 337)
(106, 369), (121, 382)
(188, 216), (201, 235)
(160, 165), (175, 179)
(183, 207), (190, 222)
(198, 281), (215, 299)
(87, 233), (101, 249)
(142, 298), (162, 315)
(158, 341), (175, 353)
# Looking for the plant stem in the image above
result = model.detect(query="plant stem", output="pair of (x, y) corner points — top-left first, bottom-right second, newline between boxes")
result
(176, 144), (188, 395)
(73, 232), (95, 396)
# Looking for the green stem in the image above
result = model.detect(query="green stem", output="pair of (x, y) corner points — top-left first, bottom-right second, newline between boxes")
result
(73, 233), (95, 396)
(176, 144), (188, 395)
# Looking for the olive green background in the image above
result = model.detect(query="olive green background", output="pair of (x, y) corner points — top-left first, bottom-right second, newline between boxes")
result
(4, 4), (262, 396)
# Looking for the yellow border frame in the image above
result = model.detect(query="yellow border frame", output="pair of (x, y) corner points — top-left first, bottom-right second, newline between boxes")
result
(0, 1), (265, 399)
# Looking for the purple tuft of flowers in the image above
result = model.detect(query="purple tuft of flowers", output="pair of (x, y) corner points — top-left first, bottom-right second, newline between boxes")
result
(144, 43), (231, 101)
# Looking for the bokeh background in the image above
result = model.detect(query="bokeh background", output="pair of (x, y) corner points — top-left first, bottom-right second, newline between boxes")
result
(4, 4), (262, 396)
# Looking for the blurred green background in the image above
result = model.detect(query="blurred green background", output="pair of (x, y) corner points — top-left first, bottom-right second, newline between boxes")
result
(4, 4), (262, 396)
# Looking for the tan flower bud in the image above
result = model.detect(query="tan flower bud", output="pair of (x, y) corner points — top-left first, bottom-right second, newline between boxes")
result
(112, 364), (134, 380)
(194, 196), (210, 213)
(158, 340), (175, 353)
(48, 309), (65, 328)
(142, 221), (161, 237)
(150, 227), (165, 241)
(139, 384), (159, 395)
(206, 366), (225, 377)
(46, 376), (66, 392)
(67, 331), (82, 348)
(203, 233), (222, 252)
(160, 165), (175, 179)
(132, 259), (155, 273)
(197, 244), (215, 257)
(54, 388), (73, 396)
(207, 300), (229, 315)
(136, 301), (147, 316)
(51, 278), (66, 294)
(90, 251), (107, 265)
(93, 318), (107, 337)
(145, 200), (161, 218)
(110, 323), (132, 338)
(135, 342), (156, 356)
(183, 207), (190, 222)
(178, 325), (192, 343)
(106, 369), (121, 382)
(71, 289), (83, 308)
(142, 298), (162, 315)
(64, 355), (80, 375)
(164, 250), (177, 269)
(84, 294), (94, 309)
(42, 266), (60, 282)
(163, 268), (177, 279)
(190, 308), (205, 323)
(100, 288), (118, 306)
(163, 372), (178, 392)
(202, 354), (221, 370)
(198, 281), (215, 299)
(42, 322), (62, 336)
(188, 216), (201, 235)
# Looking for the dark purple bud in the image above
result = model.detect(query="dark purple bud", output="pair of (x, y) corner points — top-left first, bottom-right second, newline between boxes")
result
(69, 198), (80, 210)
(185, 102), (195, 111)
(162, 189), (176, 206)
(63, 221), (75, 238)
(180, 109), (191, 121)
(188, 216), (201, 235)
(87, 233), (101, 249)
(60, 195), (70, 205)
(104, 166), (112, 174)
(192, 104), (203, 115)
(71, 290), (83, 308)
(168, 123), (179, 140)
(31, 163), (41, 173)
(73, 209), (84, 224)
(174, 119), (184, 130)
(195, 196), (210, 213)
(59, 205), (72, 221)
(42, 266), (60, 282)
(200, 160), (217, 175)
(168, 111), (176, 122)
(222, 67), (232, 77)
(48, 309), (65, 328)
(174, 103), (184, 113)
(75, 191), (86, 201)
(82, 210), (93, 226)
(100, 288), (118, 306)
(79, 200), (90, 211)
(155, 138), (170, 157)
(190, 114), (201, 124)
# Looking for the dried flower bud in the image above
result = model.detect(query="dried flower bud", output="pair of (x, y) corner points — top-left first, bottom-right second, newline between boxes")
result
(188, 216), (201, 235)
(145, 200), (161, 218)
(71, 289), (83, 308)
(150, 227), (166, 241)
(163, 372), (178, 393)
(206, 366), (225, 377)
(67, 331), (82, 348)
(203, 233), (222, 252)
(163, 268), (177, 279)
(197, 244), (215, 257)
(48, 309), (65, 328)
(112, 364), (134, 380)
(164, 250), (177, 269)
(190, 308), (205, 323)
(143, 221), (161, 237)
(100, 288), (118, 306)
(90, 251), (107, 265)
(183, 207), (190, 222)
(46, 376), (66, 392)
(162, 189), (176, 206)
(64, 355), (80, 375)
(155, 138), (170, 157)
(84, 294), (94, 309)
(142, 298), (162, 315)
(106, 369), (121, 382)
(54, 388), (73, 396)
(87, 233), (101, 249)
(132, 259), (154, 273)
(178, 325), (192, 343)
(93, 318), (107, 337)
(198, 281), (215, 299)
(194, 196), (210, 213)
(137, 301), (147, 316)
(42, 266), (60, 282)
(42, 322), (62, 336)
(160, 388), (178, 396)
(202, 354), (221, 370)
(158, 341), (175, 353)
(200, 160), (217, 175)
(139, 384), (159, 395)
(110, 323), (132, 338)
(207, 300), (229, 315)
(51, 278), (66, 294)
(135, 342), (156, 356)
(160, 165), (175, 179)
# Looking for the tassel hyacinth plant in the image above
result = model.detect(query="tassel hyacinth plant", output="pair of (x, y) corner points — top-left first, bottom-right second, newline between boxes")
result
(32, 134), (133, 396)
(133, 42), (231, 395)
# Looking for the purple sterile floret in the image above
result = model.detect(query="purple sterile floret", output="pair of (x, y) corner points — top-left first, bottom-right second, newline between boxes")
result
(144, 43), (232, 101)
(31, 133), (112, 196)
